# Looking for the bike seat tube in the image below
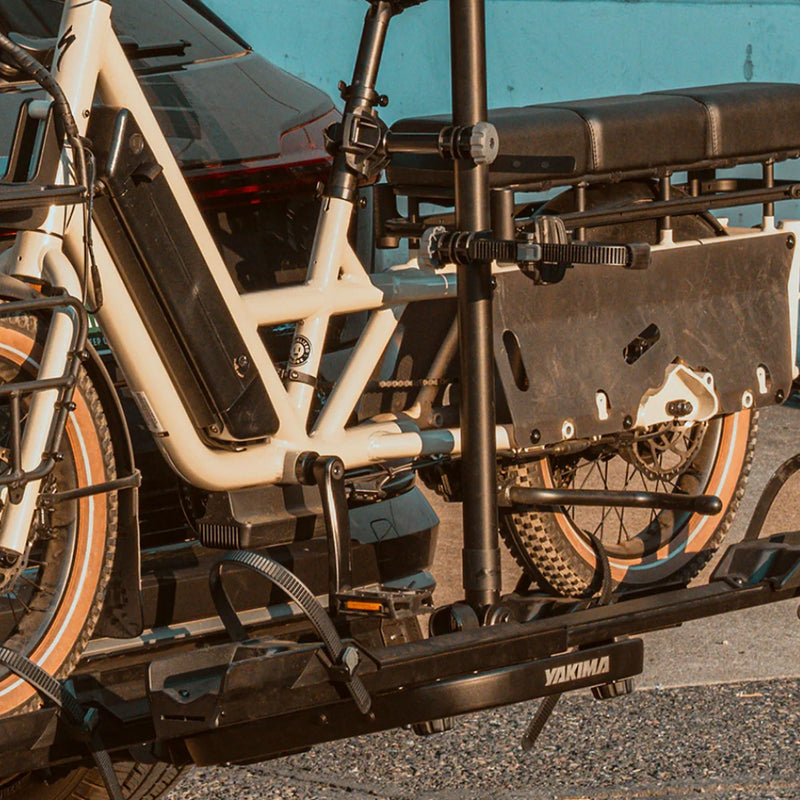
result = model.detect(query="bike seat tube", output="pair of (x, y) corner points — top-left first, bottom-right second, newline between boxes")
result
(326, 1), (394, 203)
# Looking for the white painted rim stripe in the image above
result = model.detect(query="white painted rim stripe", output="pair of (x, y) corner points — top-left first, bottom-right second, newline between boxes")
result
(0, 343), (97, 699)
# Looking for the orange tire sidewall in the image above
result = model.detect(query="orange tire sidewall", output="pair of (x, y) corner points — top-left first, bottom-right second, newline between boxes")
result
(539, 410), (751, 586)
(0, 326), (108, 715)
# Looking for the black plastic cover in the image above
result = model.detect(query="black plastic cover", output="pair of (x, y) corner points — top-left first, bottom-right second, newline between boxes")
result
(494, 232), (795, 447)
(91, 107), (278, 440)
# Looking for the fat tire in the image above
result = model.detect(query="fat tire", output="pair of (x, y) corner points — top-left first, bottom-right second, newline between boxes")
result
(0, 312), (117, 716)
(0, 762), (188, 800)
(500, 411), (757, 595)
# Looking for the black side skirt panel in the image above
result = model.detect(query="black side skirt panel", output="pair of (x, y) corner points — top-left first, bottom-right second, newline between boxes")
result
(89, 107), (278, 440)
(494, 232), (795, 446)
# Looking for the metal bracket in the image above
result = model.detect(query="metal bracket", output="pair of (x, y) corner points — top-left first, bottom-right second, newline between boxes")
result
(0, 292), (88, 508)
(712, 532), (800, 590)
(418, 225), (649, 281)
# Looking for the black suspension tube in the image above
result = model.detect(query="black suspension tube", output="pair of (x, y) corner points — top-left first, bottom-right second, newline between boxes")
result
(326, 2), (394, 202)
(450, 0), (500, 610)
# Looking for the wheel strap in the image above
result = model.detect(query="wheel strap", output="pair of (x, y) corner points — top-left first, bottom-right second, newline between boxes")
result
(0, 646), (124, 800)
(210, 549), (372, 715)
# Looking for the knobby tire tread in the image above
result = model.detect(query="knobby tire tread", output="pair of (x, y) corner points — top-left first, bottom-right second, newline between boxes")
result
(500, 413), (758, 596)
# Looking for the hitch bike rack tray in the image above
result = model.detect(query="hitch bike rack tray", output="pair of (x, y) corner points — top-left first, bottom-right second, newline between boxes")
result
(0, 508), (798, 773)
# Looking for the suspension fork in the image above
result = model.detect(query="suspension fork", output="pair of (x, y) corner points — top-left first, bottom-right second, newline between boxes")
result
(0, 0), (108, 556)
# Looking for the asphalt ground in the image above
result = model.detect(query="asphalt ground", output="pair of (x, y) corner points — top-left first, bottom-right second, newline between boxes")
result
(166, 404), (800, 799)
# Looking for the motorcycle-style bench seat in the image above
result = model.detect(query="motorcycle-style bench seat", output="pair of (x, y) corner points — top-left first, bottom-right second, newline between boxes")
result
(387, 83), (800, 191)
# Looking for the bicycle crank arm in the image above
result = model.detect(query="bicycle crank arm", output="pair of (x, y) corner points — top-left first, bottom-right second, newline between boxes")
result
(500, 485), (722, 516)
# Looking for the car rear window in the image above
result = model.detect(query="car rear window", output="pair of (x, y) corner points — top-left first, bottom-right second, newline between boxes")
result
(0, 0), (247, 71)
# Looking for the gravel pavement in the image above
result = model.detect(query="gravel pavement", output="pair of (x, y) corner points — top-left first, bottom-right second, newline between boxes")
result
(166, 405), (800, 799)
(167, 679), (800, 800)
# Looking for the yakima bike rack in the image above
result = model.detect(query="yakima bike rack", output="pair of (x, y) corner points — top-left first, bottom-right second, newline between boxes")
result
(0, 459), (796, 772)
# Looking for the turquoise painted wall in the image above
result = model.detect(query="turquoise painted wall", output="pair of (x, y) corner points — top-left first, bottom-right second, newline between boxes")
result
(205, 0), (800, 123)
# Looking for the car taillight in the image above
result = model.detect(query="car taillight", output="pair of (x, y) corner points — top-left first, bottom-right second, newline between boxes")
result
(185, 108), (338, 211)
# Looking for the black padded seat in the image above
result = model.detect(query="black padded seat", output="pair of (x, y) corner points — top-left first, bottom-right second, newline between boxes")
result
(386, 83), (800, 191)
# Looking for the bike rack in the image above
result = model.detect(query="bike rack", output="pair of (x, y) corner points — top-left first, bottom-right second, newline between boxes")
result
(1, 0), (799, 783)
(0, 503), (796, 773)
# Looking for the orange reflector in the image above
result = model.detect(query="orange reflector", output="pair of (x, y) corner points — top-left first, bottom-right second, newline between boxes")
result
(344, 600), (384, 612)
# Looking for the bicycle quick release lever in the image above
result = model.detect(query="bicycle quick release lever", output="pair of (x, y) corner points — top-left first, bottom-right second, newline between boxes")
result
(419, 216), (651, 285)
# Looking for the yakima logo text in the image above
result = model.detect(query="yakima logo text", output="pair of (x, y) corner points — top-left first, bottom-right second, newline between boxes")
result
(545, 656), (610, 686)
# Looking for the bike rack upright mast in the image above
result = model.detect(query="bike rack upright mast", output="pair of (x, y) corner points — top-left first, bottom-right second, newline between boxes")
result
(450, 0), (501, 611)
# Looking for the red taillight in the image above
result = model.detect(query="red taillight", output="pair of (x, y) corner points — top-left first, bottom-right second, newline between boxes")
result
(185, 108), (339, 211)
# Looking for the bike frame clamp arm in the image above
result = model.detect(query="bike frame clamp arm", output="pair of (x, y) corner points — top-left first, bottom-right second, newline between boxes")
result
(499, 484), (723, 516)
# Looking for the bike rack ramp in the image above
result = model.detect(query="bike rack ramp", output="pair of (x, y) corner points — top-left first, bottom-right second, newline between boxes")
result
(0, 530), (797, 774)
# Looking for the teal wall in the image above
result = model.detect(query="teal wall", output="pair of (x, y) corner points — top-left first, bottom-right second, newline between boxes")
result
(205, 0), (800, 123)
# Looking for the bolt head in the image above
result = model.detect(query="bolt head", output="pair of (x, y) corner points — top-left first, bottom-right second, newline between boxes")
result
(129, 132), (145, 155)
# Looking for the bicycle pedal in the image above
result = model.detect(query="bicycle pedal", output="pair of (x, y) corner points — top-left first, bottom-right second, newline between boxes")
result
(337, 586), (433, 619)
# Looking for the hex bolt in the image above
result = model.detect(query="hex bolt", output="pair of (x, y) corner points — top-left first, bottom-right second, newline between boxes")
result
(776, 389), (786, 404)
(234, 354), (250, 376)
(623, 415), (634, 429)
(666, 399), (694, 418)
(530, 429), (541, 444)
(788, 234), (796, 250)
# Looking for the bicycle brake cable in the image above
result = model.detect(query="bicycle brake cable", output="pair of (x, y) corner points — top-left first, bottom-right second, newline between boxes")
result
(0, 30), (100, 308)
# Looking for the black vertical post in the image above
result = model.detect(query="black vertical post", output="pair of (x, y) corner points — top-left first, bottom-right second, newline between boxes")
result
(450, 0), (501, 611)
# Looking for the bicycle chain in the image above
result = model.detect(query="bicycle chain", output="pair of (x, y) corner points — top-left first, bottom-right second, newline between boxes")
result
(367, 377), (455, 391)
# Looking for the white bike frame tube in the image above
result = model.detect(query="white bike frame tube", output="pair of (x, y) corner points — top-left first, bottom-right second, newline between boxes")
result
(287, 197), (353, 420)
(241, 265), (456, 326)
(313, 305), (406, 439)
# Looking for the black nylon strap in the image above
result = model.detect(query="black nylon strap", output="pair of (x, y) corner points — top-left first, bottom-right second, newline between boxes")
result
(210, 550), (372, 714)
(0, 647), (124, 800)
